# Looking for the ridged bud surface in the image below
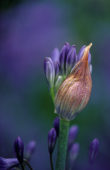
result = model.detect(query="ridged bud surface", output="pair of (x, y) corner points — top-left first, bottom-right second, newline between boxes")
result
(55, 43), (92, 120)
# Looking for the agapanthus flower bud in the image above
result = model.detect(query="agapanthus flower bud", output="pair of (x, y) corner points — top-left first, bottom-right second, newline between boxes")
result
(53, 117), (60, 137)
(55, 43), (92, 121)
(89, 138), (99, 163)
(66, 45), (77, 75)
(25, 141), (36, 160)
(68, 125), (79, 149)
(48, 128), (57, 154)
(14, 136), (24, 164)
(44, 57), (55, 87)
(69, 143), (80, 161)
(51, 48), (60, 76)
(60, 42), (70, 74)
(0, 157), (19, 170)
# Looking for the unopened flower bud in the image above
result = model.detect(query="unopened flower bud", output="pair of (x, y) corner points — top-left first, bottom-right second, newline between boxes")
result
(89, 138), (99, 163)
(48, 128), (57, 154)
(53, 117), (60, 137)
(60, 42), (70, 74)
(51, 48), (60, 76)
(68, 125), (79, 149)
(69, 143), (80, 161)
(25, 141), (36, 160)
(66, 45), (76, 74)
(44, 57), (55, 87)
(14, 136), (24, 163)
(55, 43), (92, 121)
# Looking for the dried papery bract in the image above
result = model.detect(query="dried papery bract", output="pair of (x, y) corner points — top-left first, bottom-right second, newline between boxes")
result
(55, 43), (92, 121)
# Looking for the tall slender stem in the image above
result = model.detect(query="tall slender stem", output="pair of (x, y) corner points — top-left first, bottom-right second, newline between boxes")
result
(55, 119), (70, 170)
(49, 153), (54, 170)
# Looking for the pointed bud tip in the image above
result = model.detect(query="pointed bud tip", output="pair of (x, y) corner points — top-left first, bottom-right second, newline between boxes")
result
(82, 43), (92, 61)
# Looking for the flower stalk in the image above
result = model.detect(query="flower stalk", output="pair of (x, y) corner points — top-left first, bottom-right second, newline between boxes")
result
(55, 119), (70, 170)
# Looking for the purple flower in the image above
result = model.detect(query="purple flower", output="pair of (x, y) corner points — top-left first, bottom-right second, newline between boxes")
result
(0, 157), (19, 170)
(89, 138), (99, 163)
(48, 128), (57, 154)
(59, 42), (71, 73)
(51, 48), (60, 76)
(69, 143), (80, 161)
(68, 125), (79, 150)
(53, 117), (60, 137)
(66, 45), (77, 74)
(25, 141), (36, 160)
(44, 57), (55, 88)
(14, 136), (24, 164)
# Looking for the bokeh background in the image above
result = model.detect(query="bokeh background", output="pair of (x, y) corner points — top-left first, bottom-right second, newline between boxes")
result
(0, 0), (110, 169)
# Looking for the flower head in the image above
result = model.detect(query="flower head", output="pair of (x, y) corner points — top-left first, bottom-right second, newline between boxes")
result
(55, 43), (92, 120)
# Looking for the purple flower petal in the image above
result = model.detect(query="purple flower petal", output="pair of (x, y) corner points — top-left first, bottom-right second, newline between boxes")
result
(44, 57), (55, 87)
(0, 157), (19, 169)
(69, 143), (80, 161)
(14, 136), (24, 163)
(48, 128), (57, 154)
(59, 42), (70, 73)
(68, 125), (79, 150)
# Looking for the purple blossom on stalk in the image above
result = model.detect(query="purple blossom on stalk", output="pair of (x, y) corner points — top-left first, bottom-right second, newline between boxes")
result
(51, 48), (60, 76)
(68, 125), (79, 150)
(44, 57), (55, 88)
(89, 138), (99, 163)
(69, 143), (80, 162)
(48, 128), (57, 154)
(14, 136), (24, 164)
(25, 141), (36, 160)
(0, 137), (35, 169)
(53, 117), (60, 137)
(0, 157), (19, 170)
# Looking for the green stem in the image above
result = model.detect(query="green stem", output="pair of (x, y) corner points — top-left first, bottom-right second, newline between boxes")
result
(55, 119), (70, 170)
(50, 87), (55, 102)
(49, 153), (54, 170)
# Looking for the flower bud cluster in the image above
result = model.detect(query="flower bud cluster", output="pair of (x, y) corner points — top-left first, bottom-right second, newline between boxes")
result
(0, 137), (36, 169)
(44, 43), (92, 100)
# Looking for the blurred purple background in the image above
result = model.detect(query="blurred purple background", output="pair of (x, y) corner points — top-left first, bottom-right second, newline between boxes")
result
(0, 0), (110, 169)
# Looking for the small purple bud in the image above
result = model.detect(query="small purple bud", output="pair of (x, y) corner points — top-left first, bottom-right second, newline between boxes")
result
(51, 48), (60, 63)
(68, 125), (79, 149)
(60, 42), (70, 73)
(69, 143), (80, 161)
(14, 136), (24, 164)
(44, 57), (55, 87)
(0, 157), (19, 169)
(48, 128), (57, 154)
(89, 138), (99, 163)
(51, 48), (60, 76)
(25, 141), (36, 160)
(77, 45), (91, 64)
(53, 117), (60, 137)
(66, 45), (76, 73)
